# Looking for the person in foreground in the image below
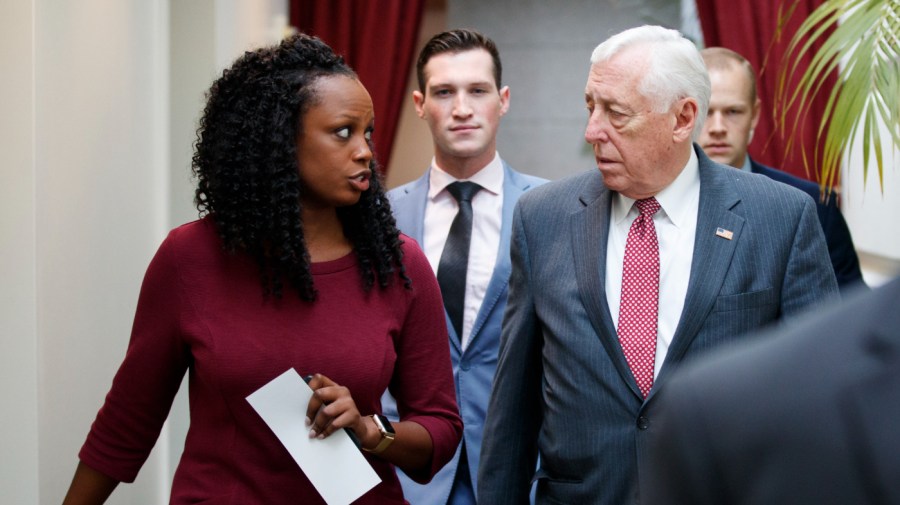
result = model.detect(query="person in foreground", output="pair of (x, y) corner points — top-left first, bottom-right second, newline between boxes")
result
(477, 25), (839, 505)
(62, 34), (462, 505)
(646, 276), (900, 505)
(383, 29), (546, 505)
(698, 46), (865, 292)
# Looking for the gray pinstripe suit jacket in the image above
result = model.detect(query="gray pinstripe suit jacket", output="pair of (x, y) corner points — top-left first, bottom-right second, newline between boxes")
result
(477, 145), (840, 505)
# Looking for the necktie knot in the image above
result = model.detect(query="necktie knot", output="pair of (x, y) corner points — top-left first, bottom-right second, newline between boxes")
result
(635, 197), (661, 217)
(446, 181), (482, 204)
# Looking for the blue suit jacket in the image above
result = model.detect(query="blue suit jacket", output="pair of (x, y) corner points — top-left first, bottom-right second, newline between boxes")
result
(477, 146), (840, 505)
(750, 159), (864, 291)
(383, 161), (546, 505)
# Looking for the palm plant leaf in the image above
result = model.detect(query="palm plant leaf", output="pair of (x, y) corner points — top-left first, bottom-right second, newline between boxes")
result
(776, 0), (900, 193)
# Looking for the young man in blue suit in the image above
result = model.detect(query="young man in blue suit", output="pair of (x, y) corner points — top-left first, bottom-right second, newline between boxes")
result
(699, 47), (865, 292)
(478, 26), (839, 505)
(383, 29), (546, 505)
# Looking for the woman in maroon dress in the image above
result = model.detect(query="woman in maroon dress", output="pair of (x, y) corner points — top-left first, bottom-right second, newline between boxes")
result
(62, 33), (461, 505)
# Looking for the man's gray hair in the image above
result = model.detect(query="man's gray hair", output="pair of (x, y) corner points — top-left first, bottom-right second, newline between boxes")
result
(590, 25), (710, 139)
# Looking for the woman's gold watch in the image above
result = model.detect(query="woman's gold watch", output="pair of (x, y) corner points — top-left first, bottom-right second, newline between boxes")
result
(363, 414), (395, 454)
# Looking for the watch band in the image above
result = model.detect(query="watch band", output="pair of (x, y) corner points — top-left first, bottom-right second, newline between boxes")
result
(363, 414), (395, 454)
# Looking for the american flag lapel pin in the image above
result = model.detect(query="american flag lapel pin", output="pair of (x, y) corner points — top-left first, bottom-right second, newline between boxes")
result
(716, 227), (734, 240)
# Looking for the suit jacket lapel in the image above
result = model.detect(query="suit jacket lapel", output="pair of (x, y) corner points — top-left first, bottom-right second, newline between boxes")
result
(390, 171), (429, 245)
(654, 149), (744, 390)
(467, 163), (533, 350)
(571, 175), (640, 396)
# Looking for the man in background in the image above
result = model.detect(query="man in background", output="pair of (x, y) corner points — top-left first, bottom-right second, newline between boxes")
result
(647, 276), (900, 504)
(699, 47), (865, 292)
(478, 25), (838, 504)
(384, 29), (546, 505)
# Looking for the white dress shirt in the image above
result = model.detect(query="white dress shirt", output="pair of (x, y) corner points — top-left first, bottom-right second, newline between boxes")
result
(606, 149), (700, 378)
(423, 153), (504, 350)
(738, 154), (753, 172)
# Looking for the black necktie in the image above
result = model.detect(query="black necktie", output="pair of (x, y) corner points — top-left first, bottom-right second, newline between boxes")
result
(437, 181), (482, 338)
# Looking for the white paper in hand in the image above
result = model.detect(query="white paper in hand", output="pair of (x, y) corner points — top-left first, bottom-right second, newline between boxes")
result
(246, 368), (381, 505)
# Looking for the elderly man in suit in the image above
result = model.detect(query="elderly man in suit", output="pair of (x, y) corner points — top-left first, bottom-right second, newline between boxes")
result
(383, 29), (545, 505)
(646, 276), (900, 505)
(477, 25), (839, 505)
(699, 46), (865, 292)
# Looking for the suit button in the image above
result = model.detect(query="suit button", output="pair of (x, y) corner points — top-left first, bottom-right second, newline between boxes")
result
(460, 361), (470, 371)
(637, 416), (649, 430)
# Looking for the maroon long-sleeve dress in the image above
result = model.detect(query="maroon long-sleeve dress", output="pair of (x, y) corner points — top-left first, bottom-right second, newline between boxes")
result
(78, 217), (462, 504)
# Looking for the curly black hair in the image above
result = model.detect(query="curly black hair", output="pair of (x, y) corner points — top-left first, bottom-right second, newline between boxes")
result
(193, 33), (409, 301)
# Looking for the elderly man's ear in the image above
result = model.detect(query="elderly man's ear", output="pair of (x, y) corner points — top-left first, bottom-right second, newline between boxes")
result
(672, 97), (699, 143)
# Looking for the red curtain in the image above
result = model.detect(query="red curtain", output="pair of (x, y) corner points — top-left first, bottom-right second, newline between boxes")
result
(696, 0), (836, 182)
(290, 0), (426, 175)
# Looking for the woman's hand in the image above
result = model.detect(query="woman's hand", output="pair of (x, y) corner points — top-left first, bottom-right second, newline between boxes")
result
(304, 373), (373, 445)
(62, 462), (120, 505)
(304, 373), (434, 472)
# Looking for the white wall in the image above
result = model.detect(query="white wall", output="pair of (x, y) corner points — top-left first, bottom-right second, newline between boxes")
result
(843, 130), (900, 286)
(2, 1), (286, 503)
(1, 0), (39, 503)
(34, 1), (171, 502)
(169, 0), (216, 228)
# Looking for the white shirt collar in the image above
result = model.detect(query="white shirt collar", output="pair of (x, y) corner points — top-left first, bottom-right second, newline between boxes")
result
(738, 154), (752, 173)
(427, 152), (504, 200)
(612, 147), (700, 229)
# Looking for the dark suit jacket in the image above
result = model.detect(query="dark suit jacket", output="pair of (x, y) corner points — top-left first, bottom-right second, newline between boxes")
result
(646, 276), (900, 505)
(751, 159), (864, 291)
(477, 146), (840, 505)
(382, 161), (546, 505)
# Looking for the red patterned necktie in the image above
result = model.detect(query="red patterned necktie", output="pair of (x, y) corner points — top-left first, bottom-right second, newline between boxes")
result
(617, 197), (661, 398)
